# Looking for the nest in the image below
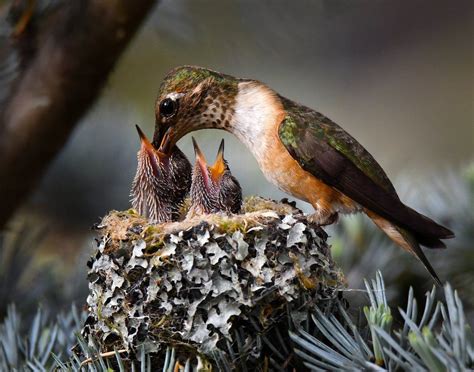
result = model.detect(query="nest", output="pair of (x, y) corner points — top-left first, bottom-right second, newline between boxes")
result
(82, 197), (345, 369)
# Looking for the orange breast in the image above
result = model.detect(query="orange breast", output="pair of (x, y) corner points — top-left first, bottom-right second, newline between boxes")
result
(232, 81), (358, 216)
(258, 114), (358, 216)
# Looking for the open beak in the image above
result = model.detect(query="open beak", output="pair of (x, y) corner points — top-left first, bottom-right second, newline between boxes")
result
(157, 127), (174, 155)
(209, 139), (226, 182)
(136, 125), (167, 156)
(136, 125), (153, 151)
(152, 123), (168, 148)
(192, 137), (211, 189)
(136, 125), (167, 174)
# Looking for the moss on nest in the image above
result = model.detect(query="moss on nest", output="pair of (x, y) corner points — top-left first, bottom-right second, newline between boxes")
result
(83, 197), (345, 369)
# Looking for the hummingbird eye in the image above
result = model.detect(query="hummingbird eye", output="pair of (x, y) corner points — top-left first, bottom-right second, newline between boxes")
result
(159, 98), (179, 118)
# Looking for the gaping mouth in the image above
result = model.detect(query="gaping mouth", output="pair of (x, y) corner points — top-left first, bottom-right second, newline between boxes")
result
(192, 137), (211, 191)
(209, 139), (226, 182)
(136, 125), (168, 175)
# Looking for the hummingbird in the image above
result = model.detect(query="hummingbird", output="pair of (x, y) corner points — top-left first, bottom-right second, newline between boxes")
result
(130, 125), (191, 223)
(152, 65), (454, 285)
(188, 137), (242, 216)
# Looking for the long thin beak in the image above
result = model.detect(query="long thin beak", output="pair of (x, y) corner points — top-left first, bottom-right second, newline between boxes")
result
(192, 137), (210, 188)
(209, 139), (226, 181)
(152, 124), (168, 149)
(158, 127), (174, 155)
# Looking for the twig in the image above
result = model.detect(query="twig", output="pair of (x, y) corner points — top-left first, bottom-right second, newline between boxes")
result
(80, 349), (128, 367)
(0, 0), (156, 228)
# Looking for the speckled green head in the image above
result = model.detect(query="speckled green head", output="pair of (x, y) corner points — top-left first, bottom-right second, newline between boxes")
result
(153, 66), (242, 150)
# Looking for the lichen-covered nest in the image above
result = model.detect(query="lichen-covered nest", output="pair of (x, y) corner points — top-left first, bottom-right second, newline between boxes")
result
(82, 197), (345, 369)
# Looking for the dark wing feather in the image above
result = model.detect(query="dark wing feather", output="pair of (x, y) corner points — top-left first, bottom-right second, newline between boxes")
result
(278, 97), (454, 240)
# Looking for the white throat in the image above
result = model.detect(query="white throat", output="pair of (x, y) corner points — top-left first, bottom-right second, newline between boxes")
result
(230, 81), (283, 162)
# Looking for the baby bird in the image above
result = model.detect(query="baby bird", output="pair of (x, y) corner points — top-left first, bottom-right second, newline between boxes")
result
(189, 138), (242, 216)
(131, 125), (191, 222)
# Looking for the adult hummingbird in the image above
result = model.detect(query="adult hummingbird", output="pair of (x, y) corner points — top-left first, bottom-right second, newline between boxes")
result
(188, 137), (242, 216)
(130, 125), (191, 223)
(152, 66), (454, 284)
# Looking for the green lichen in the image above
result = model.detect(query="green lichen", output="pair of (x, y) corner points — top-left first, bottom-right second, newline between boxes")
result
(214, 218), (248, 234)
(85, 197), (343, 369)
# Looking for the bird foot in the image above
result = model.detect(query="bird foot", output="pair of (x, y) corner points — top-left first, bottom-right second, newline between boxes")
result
(307, 211), (339, 226)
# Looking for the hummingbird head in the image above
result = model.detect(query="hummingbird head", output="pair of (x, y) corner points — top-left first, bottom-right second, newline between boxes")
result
(153, 66), (243, 150)
(154, 66), (285, 157)
(189, 137), (242, 215)
(131, 125), (191, 223)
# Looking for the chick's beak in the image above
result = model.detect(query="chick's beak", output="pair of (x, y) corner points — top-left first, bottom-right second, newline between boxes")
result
(136, 125), (167, 174)
(209, 139), (226, 182)
(192, 137), (210, 189)
(136, 125), (154, 153)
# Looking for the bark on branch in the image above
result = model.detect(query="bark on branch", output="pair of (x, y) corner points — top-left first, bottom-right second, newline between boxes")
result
(0, 0), (156, 229)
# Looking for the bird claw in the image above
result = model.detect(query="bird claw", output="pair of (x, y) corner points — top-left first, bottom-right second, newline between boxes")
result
(307, 211), (339, 226)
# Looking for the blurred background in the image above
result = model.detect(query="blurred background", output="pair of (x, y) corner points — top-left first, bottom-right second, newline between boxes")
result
(0, 0), (473, 320)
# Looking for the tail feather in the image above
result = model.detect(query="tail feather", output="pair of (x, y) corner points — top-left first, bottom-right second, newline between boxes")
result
(415, 235), (446, 249)
(400, 205), (454, 239)
(366, 210), (442, 286)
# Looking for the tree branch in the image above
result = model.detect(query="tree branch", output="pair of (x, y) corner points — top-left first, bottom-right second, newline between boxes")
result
(0, 0), (156, 229)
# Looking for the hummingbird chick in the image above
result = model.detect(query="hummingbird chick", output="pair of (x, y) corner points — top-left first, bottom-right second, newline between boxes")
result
(130, 125), (191, 223)
(188, 138), (242, 216)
